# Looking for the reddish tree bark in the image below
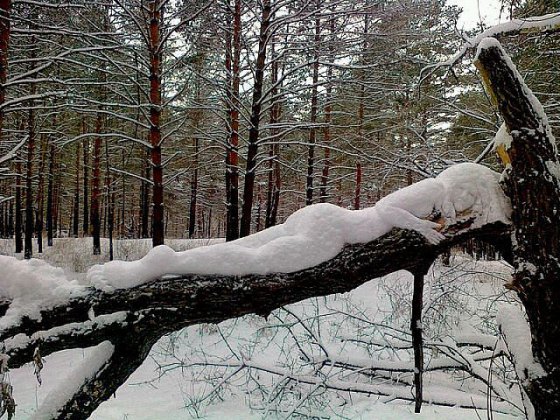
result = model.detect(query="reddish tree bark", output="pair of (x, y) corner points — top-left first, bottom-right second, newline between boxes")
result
(148, 0), (164, 247)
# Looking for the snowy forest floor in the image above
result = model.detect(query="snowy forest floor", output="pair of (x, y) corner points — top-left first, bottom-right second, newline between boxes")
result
(0, 238), (522, 419)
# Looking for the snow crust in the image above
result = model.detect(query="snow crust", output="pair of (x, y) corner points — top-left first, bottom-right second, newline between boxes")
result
(30, 341), (114, 420)
(0, 257), (86, 330)
(86, 163), (511, 290)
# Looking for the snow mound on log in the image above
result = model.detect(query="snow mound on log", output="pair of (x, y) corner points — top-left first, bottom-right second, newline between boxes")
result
(86, 163), (510, 290)
(0, 257), (86, 329)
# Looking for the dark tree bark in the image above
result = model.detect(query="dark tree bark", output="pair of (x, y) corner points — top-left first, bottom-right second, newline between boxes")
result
(24, 86), (36, 259)
(0, 0), (11, 140)
(225, 0), (241, 241)
(475, 39), (560, 419)
(319, 68), (332, 203)
(46, 142), (54, 246)
(188, 138), (198, 238)
(72, 142), (80, 238)
(354, 162), (362, 210)
(239, 0), (272, 237)
(14, 159), (21, 253)
(36, 134), (46, 253)
(306, 4), (320, 206)
(410, 259), (434, 413)
(83, 136), (89, 236)
(91, 113), (102, 255)
(265, 38), (281, 228)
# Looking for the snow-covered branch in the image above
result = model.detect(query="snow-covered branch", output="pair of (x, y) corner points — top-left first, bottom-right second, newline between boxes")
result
(419, 12), (560, 84)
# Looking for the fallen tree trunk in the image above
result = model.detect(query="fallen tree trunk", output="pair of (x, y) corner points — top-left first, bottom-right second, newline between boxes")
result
(1, 220), (510, 418)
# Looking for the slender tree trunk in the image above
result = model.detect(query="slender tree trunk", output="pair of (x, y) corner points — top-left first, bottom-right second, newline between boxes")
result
(53, 180), (59, 238)
(105, 141), (114, 261)
(141, 148), (150, 238)
(0, 0), (11, 140)
(120, 149), (125, 238)
(72, 142), (80, 238)
(265, 39), (282, 228)
(24, 48), (36, 259)
(306, 6), (320, 206)
(14, 159), (21, 253)
(148, 0), (164, 247)
(46, 142), (54, 246)
(91, 113), (102, 255)
(354, 162), (362, 210)
(83, 137), (89, 235)
(36, 134), (46, 253)
(24, 108), (35, 259)
(7, 201), (12, 237)
(240, 0), (272, 237)
(225, 0), (241, 241)
(320, 20), (333, 203)
(188, 138), (198, 238)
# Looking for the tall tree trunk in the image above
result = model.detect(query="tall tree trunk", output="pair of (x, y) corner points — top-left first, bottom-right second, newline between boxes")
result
(46, 142), (54, 246)
(0, 0), (11, 140)
(82, 119), (89, 235)
(120, 149), (125, 238)
(476, 39), (560, 419)
(306, 6), (320, 206)
(105, 141), (114, 261)
(225, 0), (241, 241)
(24, 46), (36, 260)
(14, 159), (21, 253)
(319, 16), (334, 203)
(188, 138), (198, 238)
(140, 148), (150, 238)
(24, 108), (35, 259)
(72, 142), (80, 238)
(240, 0), (272, 237)
(354, 162), (362, 210)
(265, 38), (282, 228)
(91, 113), (102, 255)
(36, 134), (46, 253)
(148, 0), (164, 247)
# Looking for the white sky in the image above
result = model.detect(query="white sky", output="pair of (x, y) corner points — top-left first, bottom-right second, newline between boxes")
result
(448, 0), (504, 29)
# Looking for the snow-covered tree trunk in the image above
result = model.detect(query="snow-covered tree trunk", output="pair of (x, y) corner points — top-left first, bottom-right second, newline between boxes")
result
(475, 38), (560, 419)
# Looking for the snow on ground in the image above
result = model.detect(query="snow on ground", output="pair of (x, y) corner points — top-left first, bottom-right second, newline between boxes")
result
(86, 163), (510, 290)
